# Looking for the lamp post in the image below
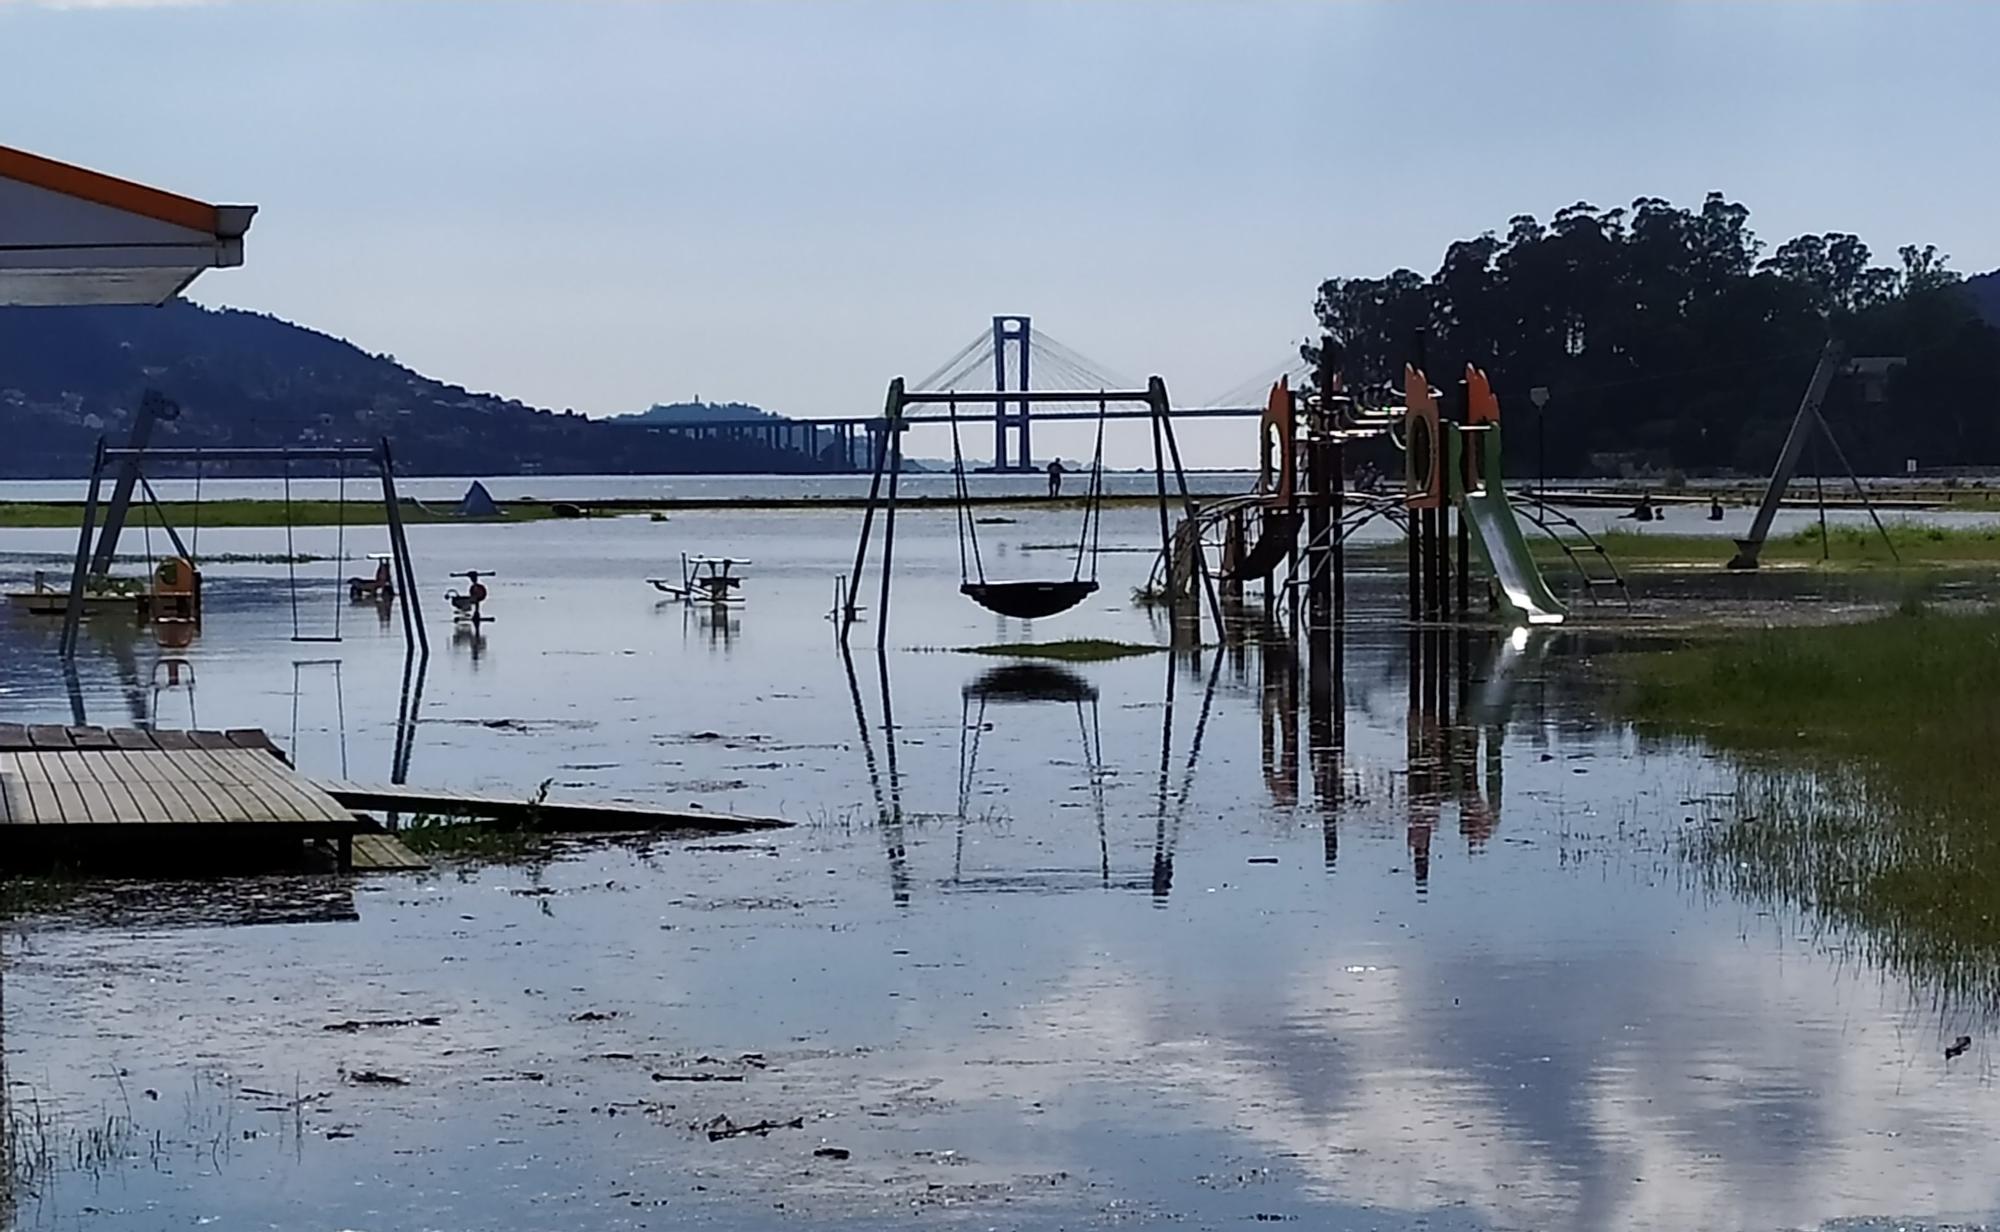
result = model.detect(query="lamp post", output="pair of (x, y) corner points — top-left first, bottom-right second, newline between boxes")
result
(1529, 386), (1550, 495)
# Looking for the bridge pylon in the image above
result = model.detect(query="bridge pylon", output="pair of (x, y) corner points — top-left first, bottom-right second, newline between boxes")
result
(991, 315), (1033, 472)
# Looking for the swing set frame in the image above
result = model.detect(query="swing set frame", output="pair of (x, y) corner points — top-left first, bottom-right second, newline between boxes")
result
(839, 376), (1224, 648)
(58, 437), (427, 660)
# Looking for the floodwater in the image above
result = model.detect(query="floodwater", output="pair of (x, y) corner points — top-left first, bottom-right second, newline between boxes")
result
(2, 497), (1998, 1231)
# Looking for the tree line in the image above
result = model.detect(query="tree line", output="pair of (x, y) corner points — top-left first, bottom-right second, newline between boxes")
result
(1306, 194), (1999, 476)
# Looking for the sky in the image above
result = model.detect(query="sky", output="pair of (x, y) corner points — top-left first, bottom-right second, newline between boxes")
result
(2, 0), (1996, 467)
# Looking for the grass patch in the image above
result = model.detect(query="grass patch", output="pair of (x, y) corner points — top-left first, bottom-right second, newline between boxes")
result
(396, 816), (548, 862)
(1535, 521), (2000, 569)
(1617, 607), (2000, 1008)
(0, 499), (558, 529)
(959, 638), (1163, 662)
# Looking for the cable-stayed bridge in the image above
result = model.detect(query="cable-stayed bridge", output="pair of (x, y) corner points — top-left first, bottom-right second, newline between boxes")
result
(608, 316), (1311, 472)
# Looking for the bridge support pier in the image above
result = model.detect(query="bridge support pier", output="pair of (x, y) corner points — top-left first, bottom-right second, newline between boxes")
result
(992, 315), (1033, 472)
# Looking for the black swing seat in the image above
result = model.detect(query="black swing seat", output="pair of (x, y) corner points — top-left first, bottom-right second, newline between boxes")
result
(961, 579), (1098, 620)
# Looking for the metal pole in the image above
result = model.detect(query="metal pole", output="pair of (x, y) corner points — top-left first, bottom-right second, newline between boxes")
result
(89, 390), (172, 576)
(1729, 340), (1844, 569)
(841, 382), (901, 643)
(377, 439), (428, 657)
(1150, 392), (1175, 615)
(1155, 380), (1228, 642)
(1306, 438), (1329, 625)
(1813, 404), (1901, 562)
(1331, 439), (1346, 623)
(875, 420), (903, 651)
(60, 440), (107, 659)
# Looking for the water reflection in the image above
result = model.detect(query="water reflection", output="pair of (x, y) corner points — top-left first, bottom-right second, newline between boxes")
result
(449, 620), (488, 664)
(7, 512), (2000, 1231)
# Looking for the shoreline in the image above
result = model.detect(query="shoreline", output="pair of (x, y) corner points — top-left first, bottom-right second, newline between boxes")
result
(2, 482), (1998, 528)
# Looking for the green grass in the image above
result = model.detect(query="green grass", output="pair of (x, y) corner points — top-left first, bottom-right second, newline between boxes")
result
(396, 816), (547, 861)
(0, 499), (558, 529)
(959, 638), (1164, 662)
(1618, 607), (2000, 1008)
(1536, 521), (2000, 569)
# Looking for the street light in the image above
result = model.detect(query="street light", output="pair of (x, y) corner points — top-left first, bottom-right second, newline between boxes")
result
(1529, 386), (1550, 494)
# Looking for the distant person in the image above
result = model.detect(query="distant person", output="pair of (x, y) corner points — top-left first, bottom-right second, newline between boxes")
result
(1047, 457), (1065, 498)
(1708, 496), (1725, 522)
(1622, 492), (1657, 522)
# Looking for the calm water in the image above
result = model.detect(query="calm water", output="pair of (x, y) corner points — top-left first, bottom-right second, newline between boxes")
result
(1, 503), (1996, 1231)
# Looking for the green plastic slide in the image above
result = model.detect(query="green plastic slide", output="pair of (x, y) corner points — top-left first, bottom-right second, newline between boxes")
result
(1450, 427), (1566, 625)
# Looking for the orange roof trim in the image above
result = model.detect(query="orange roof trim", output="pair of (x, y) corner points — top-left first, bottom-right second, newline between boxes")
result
(0, 143), (223, 236)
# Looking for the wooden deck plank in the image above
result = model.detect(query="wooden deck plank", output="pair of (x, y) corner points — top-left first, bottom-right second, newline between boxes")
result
(184, 750), (308, 823)
(202, 750), (323, 824)
(218, 749), (354, 824)
(71, 752), (152, 824)
(350, 832), (430, 871)
(8, 752), (54, 824)
(109, 729), (158, 751)
(86, 751), (165, 823)
(2, 776), (30, 825)
(27, 725), (74, 751)
(0, 756), (31, 824)
(151, 730), (197, 751)
(0, 723), (30, 752)
(189, 731), (234, 751)
(144, 750), (255, 823)
(115, 752), (203, 824)
(38, 755), (86, 823)
(66, 726), (116, 750)
(226, 729), (281, 753)
(40, 753), (117, 824)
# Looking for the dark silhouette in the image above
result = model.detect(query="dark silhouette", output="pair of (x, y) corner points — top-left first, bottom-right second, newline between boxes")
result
(0, 301), (854, 477)
(1047, 457), (1065, 498)
(1304, 194), (2000, 475)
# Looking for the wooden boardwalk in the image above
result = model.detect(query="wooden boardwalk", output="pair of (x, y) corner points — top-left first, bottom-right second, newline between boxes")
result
(0, 724), (413, 871)
(312, 779), (791, 834)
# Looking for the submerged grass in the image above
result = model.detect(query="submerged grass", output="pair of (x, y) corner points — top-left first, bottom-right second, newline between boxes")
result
(1619, 607), (2000, 1009)
(395, 816), (547, 862)
(959, 638), (1164, 662)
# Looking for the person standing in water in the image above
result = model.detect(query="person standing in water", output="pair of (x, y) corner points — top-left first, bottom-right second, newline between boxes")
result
(1047, 457), (1065, 498)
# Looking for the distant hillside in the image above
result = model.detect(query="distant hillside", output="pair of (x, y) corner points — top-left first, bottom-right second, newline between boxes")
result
(613, 400), (777, 424)
(0, 301), (845, 478)
(1970, 269), (2000, 327)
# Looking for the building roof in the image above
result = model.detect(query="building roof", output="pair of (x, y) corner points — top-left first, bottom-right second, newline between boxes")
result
(0, 144), (254, 306)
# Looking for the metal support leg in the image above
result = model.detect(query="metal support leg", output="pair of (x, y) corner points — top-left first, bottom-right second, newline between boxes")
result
(60, 443), (107, 659)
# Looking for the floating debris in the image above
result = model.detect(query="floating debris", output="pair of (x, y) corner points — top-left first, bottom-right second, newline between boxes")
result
(323, 1016), (441, 1033)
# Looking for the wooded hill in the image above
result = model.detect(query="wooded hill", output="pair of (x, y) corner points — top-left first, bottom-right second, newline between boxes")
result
(1308, 194), (2000, 476)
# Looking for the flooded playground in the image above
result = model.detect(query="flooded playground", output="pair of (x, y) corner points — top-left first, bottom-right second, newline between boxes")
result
(4, 498), (2000, 1231)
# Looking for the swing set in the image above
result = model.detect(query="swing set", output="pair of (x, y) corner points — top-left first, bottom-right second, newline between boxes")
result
(58, 438), (427, 660)
(839, 376), (1224, 647)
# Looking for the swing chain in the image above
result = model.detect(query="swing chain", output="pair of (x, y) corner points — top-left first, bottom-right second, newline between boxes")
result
(948, 393), (987, 585)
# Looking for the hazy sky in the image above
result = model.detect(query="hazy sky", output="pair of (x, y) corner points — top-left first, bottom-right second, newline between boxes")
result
(2, 1), (1994, 465)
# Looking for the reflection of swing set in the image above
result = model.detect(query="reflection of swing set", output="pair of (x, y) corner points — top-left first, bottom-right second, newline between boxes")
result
(839, 377), (1224, 648)
(57, 431), (427, 659)
(839, 642), (1225, 903)
(953, 663), (1110, 889)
